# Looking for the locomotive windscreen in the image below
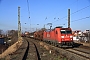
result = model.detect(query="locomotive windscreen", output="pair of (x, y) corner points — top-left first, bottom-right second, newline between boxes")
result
(60, 30), (72, 34)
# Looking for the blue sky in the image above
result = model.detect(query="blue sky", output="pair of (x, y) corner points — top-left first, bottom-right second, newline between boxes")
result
(0, 0), (90, 32)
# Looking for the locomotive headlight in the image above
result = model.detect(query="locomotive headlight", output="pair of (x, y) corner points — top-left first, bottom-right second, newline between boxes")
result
(70, 36), (73, 38)
(61, 36), (64, 38)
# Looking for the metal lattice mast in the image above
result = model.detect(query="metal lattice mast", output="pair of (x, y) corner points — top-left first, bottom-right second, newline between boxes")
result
(18, 6), (21, 40)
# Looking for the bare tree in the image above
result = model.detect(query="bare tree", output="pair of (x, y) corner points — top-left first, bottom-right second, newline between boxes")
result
(7, 30), (18, 45)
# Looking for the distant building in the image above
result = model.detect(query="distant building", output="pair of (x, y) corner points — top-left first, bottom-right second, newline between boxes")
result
(72, 30), (81, 36)
(83, 30), (90, 33)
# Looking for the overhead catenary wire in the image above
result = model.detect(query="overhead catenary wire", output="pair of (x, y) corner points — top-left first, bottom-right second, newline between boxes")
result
(27, 0), (30, 18)
(45, 0), (78, 21)
(71, 5), (90, 15)
(71, 16), (90, 22)
(51, 4), (90, 23)
(59, 16), (90, 25)
(27, 0), (31, 32)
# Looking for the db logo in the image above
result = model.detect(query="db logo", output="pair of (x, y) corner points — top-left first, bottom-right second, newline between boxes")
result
(47, 34), (50, 37)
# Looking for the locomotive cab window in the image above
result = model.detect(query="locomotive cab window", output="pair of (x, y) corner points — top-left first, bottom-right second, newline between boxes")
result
(60, 30), (72, 34)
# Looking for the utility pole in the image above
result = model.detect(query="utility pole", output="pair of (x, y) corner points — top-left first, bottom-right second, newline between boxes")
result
(18, 6), (21, 40)
(68, 9), (70, 28)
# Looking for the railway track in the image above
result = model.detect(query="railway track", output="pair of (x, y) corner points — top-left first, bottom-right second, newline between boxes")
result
(23, 38), (41, 60)
(26, 37), (90, 60)
(66, 48), (90, 60)
(50, 42), (90, 60)
(38, 39), (90, 60)
(46, 43), (90, 60)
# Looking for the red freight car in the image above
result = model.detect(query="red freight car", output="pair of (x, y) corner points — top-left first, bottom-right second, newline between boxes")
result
(34, 30), (44, 40)
(43, 27), (74, 47)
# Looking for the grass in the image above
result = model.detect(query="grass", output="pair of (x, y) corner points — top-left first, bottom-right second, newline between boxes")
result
(53, 56), (67, 60)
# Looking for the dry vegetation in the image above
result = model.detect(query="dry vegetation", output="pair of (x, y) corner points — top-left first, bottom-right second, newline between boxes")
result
(0, 37), (22, 59)
(6, 30), (18, 45)
(0, 30), (23, 59)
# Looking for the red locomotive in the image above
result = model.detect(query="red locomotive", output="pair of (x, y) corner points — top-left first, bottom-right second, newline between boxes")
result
(34, 27), (74, 47)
